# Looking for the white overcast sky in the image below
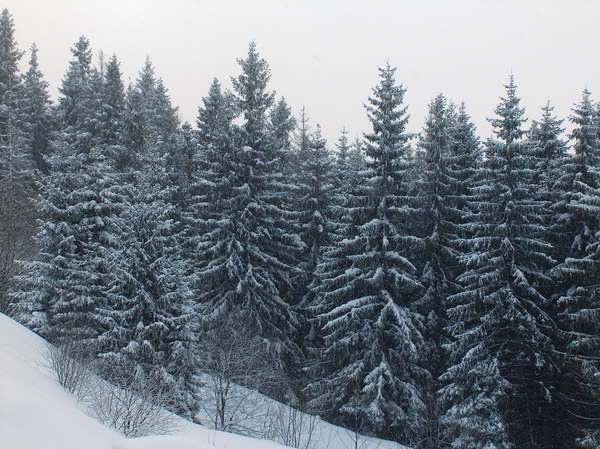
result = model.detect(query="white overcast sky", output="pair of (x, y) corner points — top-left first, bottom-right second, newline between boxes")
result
(4, 0), (600, 146)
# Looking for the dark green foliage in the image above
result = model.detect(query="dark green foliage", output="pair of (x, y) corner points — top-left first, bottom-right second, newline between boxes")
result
(123, 57), (179, 170)
(0, 9), (37, 315)
(307, 64), (426, 445)
(414, 94), (473, 449)
(21, 44), (53, 173)
(441, 76), (559, 448)
(193, 45), (302, 402)
(552, 89), (600, 445)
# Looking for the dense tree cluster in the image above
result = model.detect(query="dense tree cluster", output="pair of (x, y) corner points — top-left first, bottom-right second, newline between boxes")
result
(2, 9), (600, 448)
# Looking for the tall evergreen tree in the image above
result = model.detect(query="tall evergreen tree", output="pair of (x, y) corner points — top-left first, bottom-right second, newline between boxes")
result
(56, 36), (102, 144)
(446, 102), (483, 203)
(196, 78), (236, 150)
(415, 94), (469, 448)
(21, 43), (53, 173)
(99, 55), (125, 144)
(335, 125), (350, 164)
(194, 45), (301, 398)
(232, 41), (274, 147)
(552, 89), (600, 446)
(0, 9), (37, 314)
(268, 96), (301, 306)
(441, 76), (558, 448)
(15, 38), (121, 351)
(295, 124), (335, 308)
(187, 76), (234, 229)
(527, 101), (567, 268)
(415, 94), (460, 339)
(308, 64), (426, 445)
(334, 126), (367, 198)
(100, 141), (200, 419)
(0, 8), (24, 142)
(292, 106), (311, 156)
(528, 100), (567, 163)
(124, 57), (179, 170)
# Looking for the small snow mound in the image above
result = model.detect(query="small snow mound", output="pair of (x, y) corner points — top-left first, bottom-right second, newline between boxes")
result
(112, 435), (214, 449)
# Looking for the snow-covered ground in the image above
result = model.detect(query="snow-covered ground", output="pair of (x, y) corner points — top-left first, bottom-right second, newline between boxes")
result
(0, 313), (409, 449)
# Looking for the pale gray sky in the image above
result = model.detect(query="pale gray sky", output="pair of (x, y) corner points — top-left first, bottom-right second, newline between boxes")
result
(5, 0), (600, 145)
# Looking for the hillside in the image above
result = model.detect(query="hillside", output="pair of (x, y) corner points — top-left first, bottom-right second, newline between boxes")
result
(0, 313), (408, 449)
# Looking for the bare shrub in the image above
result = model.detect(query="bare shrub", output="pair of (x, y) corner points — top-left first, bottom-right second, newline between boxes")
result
(87, 359), (180, 437)
(265, 401), (321, 449)
(42, 340), (91, 395)
(43, 341), (179, 437)
(197, 324), (280, 435)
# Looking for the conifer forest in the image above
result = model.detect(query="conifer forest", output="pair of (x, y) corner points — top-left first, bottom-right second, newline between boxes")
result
(2, 8), (600, 449)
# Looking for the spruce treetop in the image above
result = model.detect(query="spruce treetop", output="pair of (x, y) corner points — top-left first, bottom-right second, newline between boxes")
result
(335, 125), (350, 163)
(26, 43), (41, 77)
(528, 100), (566, 162)
(420, 93), (450, 163)
(0, 8), (24, 142)
(569, 89), (599, 163)
(269, 96), (296, 153)
(68, 36), (93, 83)
(364, 63), (411, 166)
(488, 74), (527, 145)
(103, 55), (125, 110)
(0, 9), (24, 88)
(196, 77), (236, 147)
(232, 41), (275, 143)
(137, 56), (156, 93)
(293, 106), (311, 154)
(58, 35), (96, 130)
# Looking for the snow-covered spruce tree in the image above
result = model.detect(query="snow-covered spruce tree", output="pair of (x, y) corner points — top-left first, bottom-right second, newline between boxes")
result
(329, 126), (355, 239)
(193, 44), (302, 401)
(186, 77), (235, 264)
(123, 57), (179, 171)
(414, 94), (470, 449)
(440, 75), (558, 448)
(415, 95), (464, 344)
(528, 100), (567, 177)
(15, 37), (124, 353)
(269, 97), (296, 167)
(334, 126), (367, 200)
(21, 43), (53, 174)
(329, 127), (368, 287)
(301, 126), (364, 389)
(100, 149), (200, 420)
(551, 89), (600, 446)
(196, 78), (237, 150)
(293, 106), (311, 154)
(295, 124), (336, 308)
(56, 36), (104, 146)
(307, 64), (426, 445)
(527, 100), (567, 270)
(0, 9), (38, 315)
(0, 8), (23, 142)
(446, 102), (483, 211)
(335, 125), (350, 164)
(266, 96), (300, 310)
(89, 57), (201, 419)
(98, 55), (125, 147)
(292, 125), (337, 377)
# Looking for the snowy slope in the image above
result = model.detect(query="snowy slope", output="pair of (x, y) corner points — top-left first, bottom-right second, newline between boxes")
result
(0, 312), (122, 449)
(0, 313), (409, 449)
(0, 313), (289, 449)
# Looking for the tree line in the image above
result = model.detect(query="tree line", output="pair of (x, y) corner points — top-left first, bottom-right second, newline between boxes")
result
(1, 9), (600, 449)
